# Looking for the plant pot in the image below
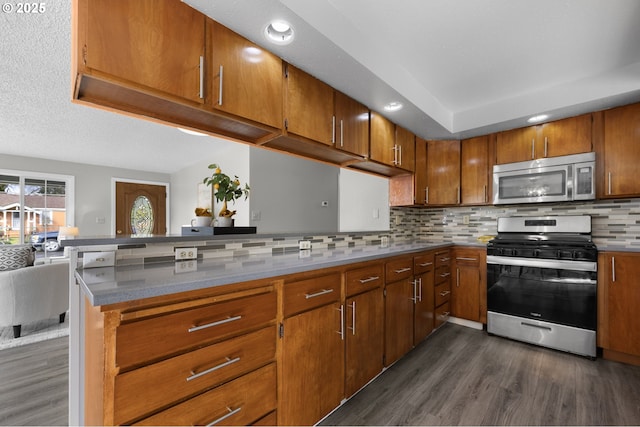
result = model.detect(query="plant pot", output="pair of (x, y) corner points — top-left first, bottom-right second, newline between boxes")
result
(216, 216), (233, 227)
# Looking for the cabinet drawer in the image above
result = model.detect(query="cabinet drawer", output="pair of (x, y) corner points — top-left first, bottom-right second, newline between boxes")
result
(136, 363), (277, 426)
(435, 250), (451, 267)
(385, 258), (414, 283)
(435, 265), (451, 285)
(345, 263), (383, 296)
(455, 249), (481, 266)
(435, 282), (451, 307)
(283, 273), (341, 317)
(116, 291), (276, 369)
(115, 326), (276, 425)
(414, 253), (435, 275)
(435, 301), (450, 328)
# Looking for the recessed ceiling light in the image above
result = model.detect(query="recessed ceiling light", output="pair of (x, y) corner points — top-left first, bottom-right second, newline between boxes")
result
(265, 20), (294, 45)
(527, 114), (549, 123)
(177, 127), (207, 137)
(384, 102), (403, 112)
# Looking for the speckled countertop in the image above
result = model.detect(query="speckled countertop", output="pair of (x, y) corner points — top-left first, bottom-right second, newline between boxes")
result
(76, 241), (456, 307)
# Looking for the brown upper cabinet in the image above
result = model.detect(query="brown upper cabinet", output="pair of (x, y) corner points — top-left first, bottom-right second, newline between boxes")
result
(364, 112), (415, 175)
(395, 125), (416, 173)
(496, 114), (592, 164)
(283, 64), (335, 145)
(420, 140), (461, 206)
(79, 0), (206, 104)
(209, 21), (283, 129)
(369, 112), (397, 166)
(600, 103), (640, 198)
(460, 135), (493, 205)
(334, 91), (370, 158)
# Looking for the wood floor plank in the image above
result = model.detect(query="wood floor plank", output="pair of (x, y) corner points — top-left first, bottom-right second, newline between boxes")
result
(321, 323), (640, 426)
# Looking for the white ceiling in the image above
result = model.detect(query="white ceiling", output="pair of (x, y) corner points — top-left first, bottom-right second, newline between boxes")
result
(2, 0), (640, 174)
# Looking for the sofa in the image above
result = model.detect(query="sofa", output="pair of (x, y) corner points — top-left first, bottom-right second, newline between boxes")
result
(0, 245), (69, 338)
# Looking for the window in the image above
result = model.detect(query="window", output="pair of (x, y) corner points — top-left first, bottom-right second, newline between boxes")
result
(0, 171), (74, 257)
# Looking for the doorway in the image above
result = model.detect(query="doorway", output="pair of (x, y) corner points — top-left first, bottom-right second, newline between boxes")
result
(114, 181), (168, 235)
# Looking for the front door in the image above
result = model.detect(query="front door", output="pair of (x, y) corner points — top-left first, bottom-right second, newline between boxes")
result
(115, 181), (167, 235)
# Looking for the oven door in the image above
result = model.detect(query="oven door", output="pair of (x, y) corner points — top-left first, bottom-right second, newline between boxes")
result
(493, 164), (571, 204)
(486, 256), (597, 330)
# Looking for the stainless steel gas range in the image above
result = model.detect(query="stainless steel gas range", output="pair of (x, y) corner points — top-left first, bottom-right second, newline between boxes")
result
(486, 215), (598, 358)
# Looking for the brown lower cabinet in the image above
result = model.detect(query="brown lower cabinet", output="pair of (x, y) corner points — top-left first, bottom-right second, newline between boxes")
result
(598, 252), (640, 366)
(451, 247), (486, 323)
(83, 246), (475, 426)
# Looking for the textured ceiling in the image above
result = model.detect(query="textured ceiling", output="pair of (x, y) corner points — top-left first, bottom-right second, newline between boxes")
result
(2, 1), (640, 174)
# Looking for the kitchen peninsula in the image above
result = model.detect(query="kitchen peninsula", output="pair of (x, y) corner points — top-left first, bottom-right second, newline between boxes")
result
(67, 232), (483, 426)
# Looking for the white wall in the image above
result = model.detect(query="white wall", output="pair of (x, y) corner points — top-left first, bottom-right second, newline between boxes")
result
(170, 140), (250, 234)
(339, 168), (390, 231)
(0, 153), (170, 236)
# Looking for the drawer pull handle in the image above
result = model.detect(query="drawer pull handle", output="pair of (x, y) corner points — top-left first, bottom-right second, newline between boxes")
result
(394, 267), (412, 274)
(419, 262), (433, 267)
(439, 290), (451, 297)
(186, 356), (241, 382)
(440, 272), (451, 278)
(441, 311), (450, 317)
(456, 257), (477, 261)
(305, 288), (334, 299)
(206, 406), (242, 426)
(188, 315), (242, 333)
(440, 257), (451, 262)
(359, 276), (380, 284)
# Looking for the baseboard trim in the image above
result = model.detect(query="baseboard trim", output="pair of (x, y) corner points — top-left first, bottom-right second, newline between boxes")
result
(448, 316), (484, 331)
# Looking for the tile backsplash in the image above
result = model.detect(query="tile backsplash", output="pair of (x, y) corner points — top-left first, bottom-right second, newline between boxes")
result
(390, 198), (640, 250)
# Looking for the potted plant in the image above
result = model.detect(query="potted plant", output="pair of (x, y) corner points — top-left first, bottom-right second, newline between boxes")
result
(203, 164), (250, 226)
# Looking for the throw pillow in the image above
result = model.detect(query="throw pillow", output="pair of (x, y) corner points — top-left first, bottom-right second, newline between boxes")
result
(0, 245), (34, 271)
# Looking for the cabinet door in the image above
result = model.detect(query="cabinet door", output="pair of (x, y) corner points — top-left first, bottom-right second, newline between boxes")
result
(280, 302), (344, 425)
(395, 126), (416, 172)
(603, 103), (640, 197)
(495, 126), (538, 164)
(384, 279), (414, 366)
(601, 253), (640, 356)
(414, 269), (435, 344)
(285, 65), (334, 145)
(461, 135), (491, 205)
(426, 140), (461, 205)
(452, 262), (481, 322)
(369, 112), (396, 166)
(345, 288), (384, 398)
(539, 114), (592, 158)
(335, 91), (369, 157)
(84, 0), (205, 103)
(210, 21), (282, 128)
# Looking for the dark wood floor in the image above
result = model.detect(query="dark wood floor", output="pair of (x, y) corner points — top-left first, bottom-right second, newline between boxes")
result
(1, 325), (639, 426)
(322, 324), (640, 426)
(0, 336), (68, 426)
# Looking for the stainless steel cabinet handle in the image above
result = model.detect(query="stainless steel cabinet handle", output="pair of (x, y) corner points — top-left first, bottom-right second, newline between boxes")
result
(348, 301), (356, 335)
(418, 277), (422, 302)
(186, 356), (240, 382)
(531, 138), (535, 159)
(419, 262), (433, 267)
(331, 116), (336, 144)
(198, 56), (205, 99)
(484, 185), (488, 203)
(399, 145), (402, 166)
(206, 406), (242, 426)
(440, 290), (451, 297)
(608, 172), (612, 195)
(217, 65), (224, 105)
(456, 257), (477, 261)
(440, 257), (451, 262)
(440, 272), (451, 278)
(188, 315), (242, 333)
(425, 187), (429, 205)
(411, 279), (418, 303)
(337, 304), (345, 340)
(359, 276), (380, 284)
(456, 268), (460, 287)
(394, 267), (412, 274)
(544, 137), (548, 157)
(457, 187), (460, 204)
(612, 256), (616, 282)
(305, 288), (334, 299)
(340, 119), (344, 147)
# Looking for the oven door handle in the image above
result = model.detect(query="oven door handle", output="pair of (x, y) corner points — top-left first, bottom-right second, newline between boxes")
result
(486, 255), (597, 272)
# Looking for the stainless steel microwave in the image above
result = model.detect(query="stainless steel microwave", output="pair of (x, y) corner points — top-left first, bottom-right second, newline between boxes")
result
(493, 152), (595, 205)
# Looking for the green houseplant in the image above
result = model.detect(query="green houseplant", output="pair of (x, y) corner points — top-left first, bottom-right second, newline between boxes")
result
(202, 164), (250, 221)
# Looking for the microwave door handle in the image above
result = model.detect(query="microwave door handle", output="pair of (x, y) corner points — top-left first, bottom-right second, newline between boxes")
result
(568, 165), (573, 199)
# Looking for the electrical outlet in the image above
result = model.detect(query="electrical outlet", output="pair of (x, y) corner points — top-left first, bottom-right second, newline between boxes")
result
(299, 240), (311, 250)
(463, 215), (470, 225)
(299, 249), (311, 259)
(381, 236), (389, 247)
(175, 247), (197, 260)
